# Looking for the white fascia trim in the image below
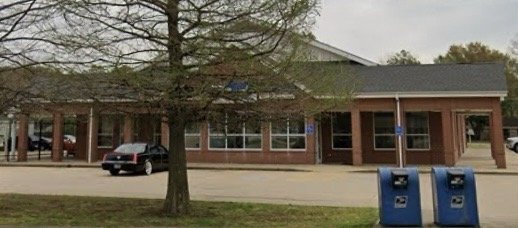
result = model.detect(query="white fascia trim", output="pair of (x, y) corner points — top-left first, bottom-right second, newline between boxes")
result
(355, 91), (508, 99)
(308, 40), (378, 66)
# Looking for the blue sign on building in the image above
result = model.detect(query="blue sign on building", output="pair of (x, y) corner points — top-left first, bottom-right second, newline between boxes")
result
(226, 81), (248, 92)
(306, 124), (314, 135)
(395, 126), (404, 136)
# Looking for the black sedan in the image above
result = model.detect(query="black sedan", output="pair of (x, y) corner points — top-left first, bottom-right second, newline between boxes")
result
(101, 143), (169, 176)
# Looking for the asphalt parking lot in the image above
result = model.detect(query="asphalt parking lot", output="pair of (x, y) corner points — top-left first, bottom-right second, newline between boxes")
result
(0, 166), (517, 227)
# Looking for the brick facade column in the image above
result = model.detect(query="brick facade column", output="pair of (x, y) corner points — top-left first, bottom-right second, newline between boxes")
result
(87, 108), (99, 163)
(200, 122), (209, 153)
(17, 114), (29, 162)
(51, 113), (64, 162)
(351, 106), (363, 165)
(75, 116), (88, 161)
(261, 121), (270, 155)
(123, 114), (134, 143)
(490, 99), (506, 168)
(306, 116), (316, 164)
(441, 110), (455, 166)
(161, 116), (169, 148)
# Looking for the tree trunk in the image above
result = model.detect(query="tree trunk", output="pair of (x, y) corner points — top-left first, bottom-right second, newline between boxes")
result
(163, 111), (190, 216)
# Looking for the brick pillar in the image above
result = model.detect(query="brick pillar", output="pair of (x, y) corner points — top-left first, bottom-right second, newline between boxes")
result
(51, 113), (64, 162)
(123, 114), (134, 143)
(75, 116), (88, 160)
(87, 108), (99, 163)
(441, 110), (455, 166)
(306, 116), (316, 164)
(17, 114), (29, 162)
(351, 107), (363, 165)
(200, 122), (209, 153)
(490, 100), (506, 168)
(161, 117), (169, 148)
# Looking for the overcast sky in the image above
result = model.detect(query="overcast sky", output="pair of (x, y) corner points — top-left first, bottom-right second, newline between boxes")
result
(313, 0), (518, 64)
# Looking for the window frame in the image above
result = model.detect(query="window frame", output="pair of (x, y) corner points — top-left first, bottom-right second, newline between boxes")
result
(208, 118), (262, 151)
(373, 112), (396, 150)
(270, 118), (307, 152)
(185, 123), (201, 150)
(331, 112), (352, 150)
(405, 112), (431, 151)
(98, 115), (115, 149)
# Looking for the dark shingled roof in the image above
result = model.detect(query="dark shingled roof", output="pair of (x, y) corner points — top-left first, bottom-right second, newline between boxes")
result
(351, 63), (507, 93)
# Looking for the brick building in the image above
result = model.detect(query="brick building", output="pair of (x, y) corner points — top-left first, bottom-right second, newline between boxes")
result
(9, 41), (508, 168)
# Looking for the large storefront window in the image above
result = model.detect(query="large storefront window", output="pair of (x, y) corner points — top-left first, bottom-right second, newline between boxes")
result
(374, 112), (395, 149)
(98, 115), (114, 148)
(185, 123), (201, 149)
(332, 113), (352, 149)
(406, 112), (430, 150)
(271, 118), (306, 150)
(209, 117), (262, 150)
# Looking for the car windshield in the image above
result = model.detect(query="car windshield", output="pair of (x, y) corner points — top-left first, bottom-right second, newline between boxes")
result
(114, 144), (146, 154)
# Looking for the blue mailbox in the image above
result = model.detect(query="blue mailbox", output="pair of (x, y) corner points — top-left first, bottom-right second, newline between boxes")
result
(378, 167), (422, 226)
(431, 167), (479, 226)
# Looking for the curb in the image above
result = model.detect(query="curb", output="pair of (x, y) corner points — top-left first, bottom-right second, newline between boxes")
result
(350, 169), (518, 176)
(0, 163), (312, 173)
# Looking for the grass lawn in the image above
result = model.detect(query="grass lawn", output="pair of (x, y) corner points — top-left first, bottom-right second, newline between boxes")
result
(0, 194), (377, 227)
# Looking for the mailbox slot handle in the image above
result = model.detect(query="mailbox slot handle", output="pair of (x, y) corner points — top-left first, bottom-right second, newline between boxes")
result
(447, 169), (465, 189)
(391, 169), (409, 188)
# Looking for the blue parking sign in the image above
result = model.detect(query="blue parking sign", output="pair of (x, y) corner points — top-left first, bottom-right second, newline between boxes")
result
(306, 124), (314, 135)
(395, 126), (404, 136)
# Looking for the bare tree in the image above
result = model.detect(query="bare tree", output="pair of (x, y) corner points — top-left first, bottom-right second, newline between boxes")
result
(41, 0), (355, 216)
(0, 0), (58, 115)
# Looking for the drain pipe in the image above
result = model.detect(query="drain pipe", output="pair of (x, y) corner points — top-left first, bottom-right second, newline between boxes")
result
(88, 107), (93, 164)
(396, 94), (403, 168)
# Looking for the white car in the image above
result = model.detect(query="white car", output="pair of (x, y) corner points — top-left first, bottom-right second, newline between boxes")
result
(506, 137), (518, 152)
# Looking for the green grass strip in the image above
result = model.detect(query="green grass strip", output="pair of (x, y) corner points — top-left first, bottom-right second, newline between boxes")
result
(0, 194), (377, 227)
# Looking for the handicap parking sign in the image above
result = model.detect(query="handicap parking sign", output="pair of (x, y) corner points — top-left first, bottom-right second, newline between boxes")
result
(306, 124), (314, 135)
(395, 126), (404, 136)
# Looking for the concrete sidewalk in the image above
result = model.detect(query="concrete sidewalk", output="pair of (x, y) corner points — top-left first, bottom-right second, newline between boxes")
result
(1, 158), (518, 176)
(1, 166), (517, 227)
(1, 146), (517, 175)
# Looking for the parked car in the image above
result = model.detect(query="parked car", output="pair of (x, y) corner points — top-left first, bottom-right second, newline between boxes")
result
(28, 135), (52, 151)
(506, 137), (518, 152)
(64, 135), (76, 143)
(7, 136), (39, 151)
(101, 143), (169, 176)
(63, 135), (76, 156)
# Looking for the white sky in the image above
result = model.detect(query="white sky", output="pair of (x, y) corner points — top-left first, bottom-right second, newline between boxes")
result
(313, 0), (518, 64)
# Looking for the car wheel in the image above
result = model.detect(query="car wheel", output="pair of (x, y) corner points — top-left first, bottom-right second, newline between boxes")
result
(514, 144), (518, 153)
(144, 160), (153, 175)
(109, 169), (120, 176)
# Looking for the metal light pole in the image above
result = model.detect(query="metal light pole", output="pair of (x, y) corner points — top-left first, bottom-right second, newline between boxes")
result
(7, 113), (15, 162)
(396, 95), (403, 168)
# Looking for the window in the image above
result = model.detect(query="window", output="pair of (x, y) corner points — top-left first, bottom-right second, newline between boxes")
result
(152, 118), (161, 145)
(406, 112), (430, 150)
(332, 113), (352, 149)
(98, 115), (114, 148)
(271, 118), (306, 150)
(209, 117), (262, 150)
(185, 123), (201, 149)
(374, 112), (395, 149)
(133, 117), (140, 141)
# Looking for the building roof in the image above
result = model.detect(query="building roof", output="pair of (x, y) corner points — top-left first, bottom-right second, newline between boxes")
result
(308, 40), (378, 66)
(301, 62), (507, 98)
